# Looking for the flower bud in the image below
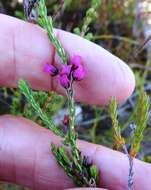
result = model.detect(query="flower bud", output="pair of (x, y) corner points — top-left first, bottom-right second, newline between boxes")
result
(73, 65), (85, 81)
(60, 65), (72, 77)
(59, 74), (70, 89)
(43, 63), (58, 76)
(70, 55), (82, 70)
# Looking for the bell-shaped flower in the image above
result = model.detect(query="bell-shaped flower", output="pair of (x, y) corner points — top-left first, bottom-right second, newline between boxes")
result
(43, 63), (58, 76)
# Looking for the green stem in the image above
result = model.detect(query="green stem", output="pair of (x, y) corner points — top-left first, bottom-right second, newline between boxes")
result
(91, 108), (101, 144)
(38, 0), (68, 65)
(18, 80), (63, 137)
(66, 82), (81, 165)
(65, 79), (89, 186)
(80, 0), (100, 37)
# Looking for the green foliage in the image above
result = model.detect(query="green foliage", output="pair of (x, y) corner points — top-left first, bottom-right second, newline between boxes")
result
(10, 89), (22, 115)
(51, 143), (99, 187)
(0, 0), (151, 189)
(39, 0), (90, 185)
(10, 87), (64, 126)
(131, 93), (150, 155)
(109, 97), (125, 148)
(109, 94), (150, 156)
(74, 0), (101, 39)
(90, 165), (99, 184)
(109, 97), (134, 190)
(18, 80), (63, 137)
(109, 94), (150, 189)
(23, 91), (64, 121)
(25, 0), (99, 187)
(90, 107), (103, 144)
(38, 0), (68, 64)
(52, 81), (99, 187)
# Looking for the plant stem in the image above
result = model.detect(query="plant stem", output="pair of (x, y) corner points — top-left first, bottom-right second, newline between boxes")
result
(18, 80), (63, 137)
(80, 0), (100, 37)
(123, 145), (134, 190)
(63, 77), (98, 187)
(65, 79), (89, 185)
(91, 108), (102, 144)
(38, 0), (68, 65)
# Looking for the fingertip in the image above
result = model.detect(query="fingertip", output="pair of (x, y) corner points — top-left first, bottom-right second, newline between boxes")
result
(109, 57), (135, 104)
(0, 14), (135, 106)
(55, 30), (135, 105)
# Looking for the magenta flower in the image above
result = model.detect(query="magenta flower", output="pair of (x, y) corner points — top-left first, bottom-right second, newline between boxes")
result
(43, 55), (85, 88)
(59, 74), (70, 89)
(70, 55), (82, 70)
(60, 65), (72, 77)
(73, 65), (85, 81)
(43, 63), (58, 76)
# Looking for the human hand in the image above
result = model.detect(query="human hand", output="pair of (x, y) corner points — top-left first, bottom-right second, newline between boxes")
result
(0, 14), (148, 190)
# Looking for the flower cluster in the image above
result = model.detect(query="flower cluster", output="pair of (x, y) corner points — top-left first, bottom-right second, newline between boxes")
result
(43, 55), (85, 89)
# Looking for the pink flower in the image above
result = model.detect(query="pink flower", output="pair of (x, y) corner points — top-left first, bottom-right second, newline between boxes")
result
(73, 65), (85, 81)
(43, 63), (58, 76)
(60, 65), (72, 77)
(70, 55), (82, 70)
(59, 74), (70, 89)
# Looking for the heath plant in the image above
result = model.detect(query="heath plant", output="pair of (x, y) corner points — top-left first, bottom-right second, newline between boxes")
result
(20, 0), (100, 187)
(12, 0), (150, 189)
(109, 93), (149, 190)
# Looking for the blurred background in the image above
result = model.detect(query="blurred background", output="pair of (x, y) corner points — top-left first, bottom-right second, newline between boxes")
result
(0, 0), (151, 189)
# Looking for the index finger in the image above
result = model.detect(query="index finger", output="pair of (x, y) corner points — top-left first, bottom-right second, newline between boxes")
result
(0, 115), (150, 190)
(0, 14), (135, 105)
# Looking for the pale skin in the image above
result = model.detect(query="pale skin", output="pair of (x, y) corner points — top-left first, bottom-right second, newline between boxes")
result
(0, 14), (150, 190)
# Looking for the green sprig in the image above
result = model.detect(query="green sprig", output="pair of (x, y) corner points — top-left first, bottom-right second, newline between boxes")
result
(74, 0), (101, 39)
(18, 80), (63, 137)
(38, 0), (68, 64)
(62, 79), (99, 187)
(131, 92), (150, 155)
(109, 97), (134, 190)
(51, 143), (99, 187)
(22, 0), (99, 187)
(109, 97), (125, 148)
